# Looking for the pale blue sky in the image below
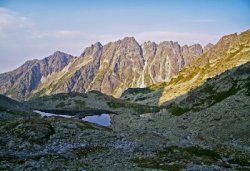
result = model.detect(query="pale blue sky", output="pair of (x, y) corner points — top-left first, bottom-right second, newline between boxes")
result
(0, 0), (249, 73)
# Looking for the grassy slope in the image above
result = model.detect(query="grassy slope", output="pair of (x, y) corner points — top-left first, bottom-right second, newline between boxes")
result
(165, 62), (250, 115)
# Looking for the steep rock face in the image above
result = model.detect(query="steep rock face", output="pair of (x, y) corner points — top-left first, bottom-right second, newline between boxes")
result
(63, 42), (103, 93)
(182, 44), (203, 65)
(0, 51), (75, 99)
(203, 43), (214, 52)
(89, 37), (144, 96)
(149, 41), (184, 83)
(140, 41), (157, 86)
(140, 41), (201, 87)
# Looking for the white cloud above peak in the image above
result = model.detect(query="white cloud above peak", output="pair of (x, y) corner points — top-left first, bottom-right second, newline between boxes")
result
(0, 8), (29, 32)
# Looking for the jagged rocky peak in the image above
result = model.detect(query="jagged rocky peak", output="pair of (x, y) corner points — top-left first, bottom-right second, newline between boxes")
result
(221, 33), (238, 41)
(157, 41), (182, 56)
(159, 40), (174, 47)
(204, 43), (214, 52)
(91, 42), (103, 51)
(102, 36), (142, 59)
(52, 50), (66, 56)
(217, 33), (239, 49)
(44, 51), (75, 74)
(156, 41), (182, 56)
(48, 51), (74, 62)
(204, 33), (239, 62)
(94, 41), (103, 47)
(181, 43), (203, 65)
(120, 36), (137, 43)
(142, 41), (157, 60)
(81, 42), (103, 57)
(49, 50), (75, 63)
(173, 41), (181, 50)
(181, 43), (203, 54)
(189, 44), (203, 55)
(142, 41), (157, 48)
(239, 29), (250, 44)
(118, 37), (140, 49)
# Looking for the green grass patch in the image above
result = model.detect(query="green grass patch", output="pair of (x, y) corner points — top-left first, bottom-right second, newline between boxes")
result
(245, 81), (250, 96)
(56, 102), (66, 108)
(74, 100), (86, 108)
(192, 81), (242, 112)
(167, 104), (190, 116)
(149, 82), (167, 91)
(0, 105), (7, 112)
(228, 157), (250, 166)
(123, 87), (153, 95)
(135, 96), (148, 101)
(107, 101), (160, 113)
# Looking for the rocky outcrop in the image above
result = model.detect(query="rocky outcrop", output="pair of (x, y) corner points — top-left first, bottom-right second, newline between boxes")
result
(143, 41), (184, 85)
(182, 44), (203, 65)
(62, 42), (103, 93)
(88, 37), (144, 96)
(203, 43), (213, 52)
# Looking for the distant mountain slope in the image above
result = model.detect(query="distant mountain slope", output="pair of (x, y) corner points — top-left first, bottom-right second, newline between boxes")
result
(0, 37), (206, 100)
(0, 51), (75, 100)
(121, 29), (250, 105)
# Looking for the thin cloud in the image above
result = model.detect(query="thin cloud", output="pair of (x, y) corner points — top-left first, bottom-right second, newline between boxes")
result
(183, 19), (216, 23)
(31, 30), (98, 39)
(0, 8), (29, 32)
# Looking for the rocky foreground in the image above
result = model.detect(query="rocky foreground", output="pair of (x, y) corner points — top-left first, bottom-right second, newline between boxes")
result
(0, 62), (250, 170)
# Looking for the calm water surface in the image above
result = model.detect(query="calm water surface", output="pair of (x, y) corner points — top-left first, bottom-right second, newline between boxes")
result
(34, 110), (111, 126)
(82, 114), (111, 126)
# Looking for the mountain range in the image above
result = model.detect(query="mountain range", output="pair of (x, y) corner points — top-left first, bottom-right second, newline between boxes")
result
(0, 37), (212, 100)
